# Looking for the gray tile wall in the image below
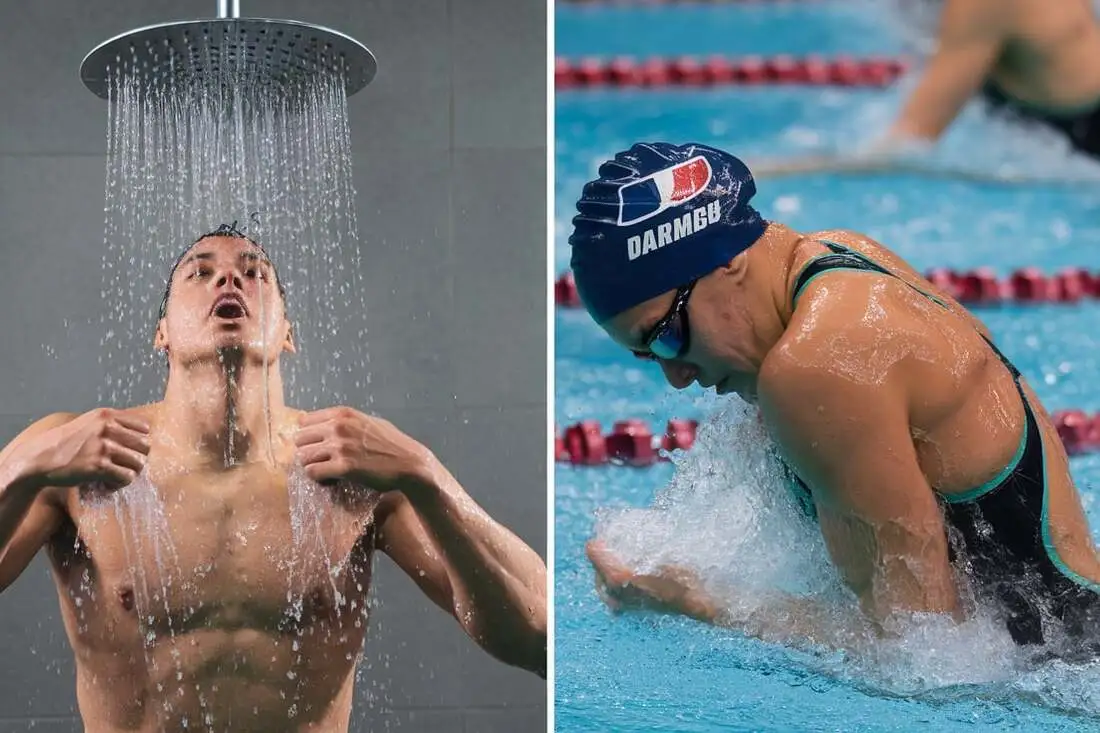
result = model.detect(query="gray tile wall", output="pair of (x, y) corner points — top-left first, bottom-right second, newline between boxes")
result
(0, 1), (547, 730)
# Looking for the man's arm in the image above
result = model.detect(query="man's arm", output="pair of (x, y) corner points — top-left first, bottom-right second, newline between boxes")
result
(0, 414), (75, 592)
(886, 0), (1005, 143)
(374, 470), (547, 677)
(757, 342), (961, 625)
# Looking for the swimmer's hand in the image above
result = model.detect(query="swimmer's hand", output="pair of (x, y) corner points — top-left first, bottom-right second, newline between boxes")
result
(586, 539), (723, 624)
(9, 408), (151, 492)
(294, 407), (437, 493)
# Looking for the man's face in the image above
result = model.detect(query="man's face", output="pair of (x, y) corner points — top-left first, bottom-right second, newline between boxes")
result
(154, 236), (294, 368)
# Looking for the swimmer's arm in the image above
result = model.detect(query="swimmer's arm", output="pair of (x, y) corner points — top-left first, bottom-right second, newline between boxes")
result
(0, 413), (75, 592)
(886, 0), (1005, 144)
(758, 351), (961, 625)
(585, 542), (867, 647)
(375, 472), (547, 677)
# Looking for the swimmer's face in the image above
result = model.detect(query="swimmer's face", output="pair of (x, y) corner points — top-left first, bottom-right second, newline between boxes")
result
(154, 236), (294, 368)
(603, 261), (761, 403)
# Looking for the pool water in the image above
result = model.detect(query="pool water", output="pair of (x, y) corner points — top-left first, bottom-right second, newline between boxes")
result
(554, 3), (1100, 732)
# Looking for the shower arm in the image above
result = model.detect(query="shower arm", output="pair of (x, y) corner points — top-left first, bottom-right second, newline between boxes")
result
(217, 0), (240, 19)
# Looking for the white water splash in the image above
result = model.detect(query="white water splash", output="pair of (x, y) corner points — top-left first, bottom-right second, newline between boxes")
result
(596, 400), (836, 597)
(591, 400), (1095, 698)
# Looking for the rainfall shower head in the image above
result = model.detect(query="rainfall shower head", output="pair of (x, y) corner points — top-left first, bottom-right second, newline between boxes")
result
(80, 1), (377, 99)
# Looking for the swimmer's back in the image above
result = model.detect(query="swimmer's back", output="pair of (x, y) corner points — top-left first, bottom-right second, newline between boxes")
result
(988, 0), (1100, 108)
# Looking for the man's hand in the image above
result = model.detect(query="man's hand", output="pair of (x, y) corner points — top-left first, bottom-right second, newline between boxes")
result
(6, 408), (150, 493)
(293, 407), (436, 492)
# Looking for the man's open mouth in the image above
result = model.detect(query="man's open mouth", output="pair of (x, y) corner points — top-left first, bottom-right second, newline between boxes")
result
(211, 294), (248, 319)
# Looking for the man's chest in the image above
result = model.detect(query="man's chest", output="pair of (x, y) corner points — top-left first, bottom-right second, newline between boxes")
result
(59, 462), (381, 630)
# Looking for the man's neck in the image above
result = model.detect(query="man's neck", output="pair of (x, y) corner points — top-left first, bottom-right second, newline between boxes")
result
(160, 354), (287, 469)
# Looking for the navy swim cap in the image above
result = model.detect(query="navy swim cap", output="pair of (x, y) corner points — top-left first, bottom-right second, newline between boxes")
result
(569, 142), (767, 324)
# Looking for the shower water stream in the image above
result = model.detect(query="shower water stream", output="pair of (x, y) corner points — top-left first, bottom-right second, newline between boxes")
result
(71, 1), (384, 719)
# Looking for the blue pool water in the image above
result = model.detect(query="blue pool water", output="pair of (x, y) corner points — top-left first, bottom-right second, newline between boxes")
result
(555, 3), (1100, 732)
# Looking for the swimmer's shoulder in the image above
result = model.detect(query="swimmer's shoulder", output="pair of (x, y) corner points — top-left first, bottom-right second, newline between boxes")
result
(768, 269), (941, 389)
(796, 228), (991, 334)
(767, 294), (882, 377)
(801, 228), (895, 260)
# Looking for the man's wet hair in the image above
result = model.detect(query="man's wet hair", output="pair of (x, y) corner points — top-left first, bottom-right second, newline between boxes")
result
(157, 222), (288, 322)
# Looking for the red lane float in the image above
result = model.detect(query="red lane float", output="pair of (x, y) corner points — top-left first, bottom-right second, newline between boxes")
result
(558, 411), (1100, 466)
(555, 55), (908, 89)
(556, 268), (1100, 308)
(556, 419), (701, 466)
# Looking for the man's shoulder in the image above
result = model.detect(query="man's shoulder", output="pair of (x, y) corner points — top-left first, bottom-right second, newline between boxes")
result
(30, 404), (160, 433)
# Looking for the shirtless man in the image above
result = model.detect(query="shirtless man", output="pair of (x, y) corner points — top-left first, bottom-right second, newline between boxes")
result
(568, 142), (1100, 650)
(885, 0), (1100, 159)
(0, 226), (547, 731)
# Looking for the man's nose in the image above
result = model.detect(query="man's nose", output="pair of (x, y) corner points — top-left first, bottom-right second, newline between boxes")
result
(213, 269), (243, 290)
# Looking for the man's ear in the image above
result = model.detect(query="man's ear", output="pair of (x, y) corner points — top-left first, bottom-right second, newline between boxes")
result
(283, 320), (297, 354)
(153, 319), (168, 352)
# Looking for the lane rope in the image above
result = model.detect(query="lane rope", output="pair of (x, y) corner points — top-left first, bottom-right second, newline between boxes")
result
(557, 412), (1100, 467)
(556, 55), (908, 88)
(555, 268), (1100, 308)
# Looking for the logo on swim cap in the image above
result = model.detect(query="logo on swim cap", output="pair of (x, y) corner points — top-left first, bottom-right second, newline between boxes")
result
(617, 155), (713, 226)
(626, 199), (722, 261)
(569, 142), (768, 324)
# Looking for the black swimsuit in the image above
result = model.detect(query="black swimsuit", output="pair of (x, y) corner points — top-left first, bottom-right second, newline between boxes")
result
(781, 240), (1100, 646)
(981, 80), (1100, 161)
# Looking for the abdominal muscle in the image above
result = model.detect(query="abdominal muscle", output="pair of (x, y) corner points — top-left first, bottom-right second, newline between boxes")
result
(71, 625), (362, 733)
(49, 466), (379, 733)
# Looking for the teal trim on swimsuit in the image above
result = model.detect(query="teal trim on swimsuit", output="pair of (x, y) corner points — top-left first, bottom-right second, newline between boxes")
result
(1040, 437), (1100, 593)
(939, 426), (1028, 504)
(790, 268), (878, 309)
(790, 240), (950, 311)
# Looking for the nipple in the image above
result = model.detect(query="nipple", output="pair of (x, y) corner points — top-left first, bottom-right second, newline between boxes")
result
(118, 586), (135, 612)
